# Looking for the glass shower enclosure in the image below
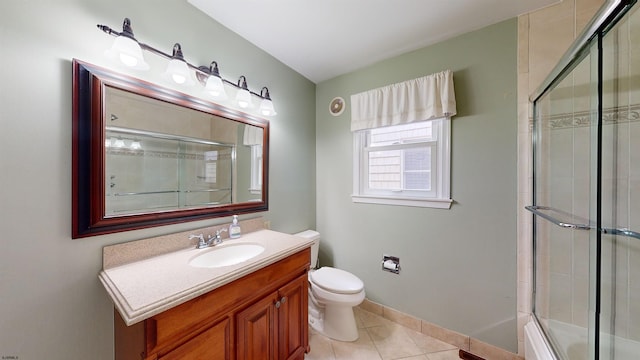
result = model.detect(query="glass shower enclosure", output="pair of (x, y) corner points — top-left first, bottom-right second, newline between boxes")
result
(529, 0), (640, 359)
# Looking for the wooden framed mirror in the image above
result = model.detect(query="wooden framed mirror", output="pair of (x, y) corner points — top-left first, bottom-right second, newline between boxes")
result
(72, 59), (269, 238)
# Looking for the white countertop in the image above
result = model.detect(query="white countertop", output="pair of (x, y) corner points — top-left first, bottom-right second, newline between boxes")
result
(99, 229), (312, 326)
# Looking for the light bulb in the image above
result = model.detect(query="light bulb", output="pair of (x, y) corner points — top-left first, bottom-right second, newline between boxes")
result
(172, 73), (186, 84)
(119, 53), (137, 67)
(259, 99), (277, 116)
(163, 59), (193, 86)
(105, 36), (149, 70)
(205, 76), (226, 98)
(236, 88), (252, 108)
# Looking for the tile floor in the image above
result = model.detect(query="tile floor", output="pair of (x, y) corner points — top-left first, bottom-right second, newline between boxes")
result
(305, 307), (462, 360)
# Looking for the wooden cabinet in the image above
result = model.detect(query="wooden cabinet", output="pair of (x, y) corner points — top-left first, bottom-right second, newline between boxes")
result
(237, 274), (308, 360)
(276, 275), (307, 360)
(237, 291), (278, 360)
(114, 248), (310, 360)
(158, 318), (231, 360)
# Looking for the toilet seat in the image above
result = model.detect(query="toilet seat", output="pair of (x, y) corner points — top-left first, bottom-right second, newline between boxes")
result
(310, 267), (363, 295)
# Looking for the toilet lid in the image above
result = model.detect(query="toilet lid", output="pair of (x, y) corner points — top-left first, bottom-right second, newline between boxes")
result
(310, 267), (364, 294)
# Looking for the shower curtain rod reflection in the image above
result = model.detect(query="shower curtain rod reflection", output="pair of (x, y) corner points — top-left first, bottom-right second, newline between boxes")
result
(107, 126), (234, 147)
(526, 205), (640, 240)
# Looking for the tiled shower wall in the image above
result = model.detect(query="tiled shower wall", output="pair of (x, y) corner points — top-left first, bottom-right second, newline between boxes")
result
(517, 0), (605, 354)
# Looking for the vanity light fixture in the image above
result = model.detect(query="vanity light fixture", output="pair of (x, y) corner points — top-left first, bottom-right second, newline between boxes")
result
(259, 87), (277, 116)
(236, 76), (253, 108)
(102, 18), (149, 70)
(197, 61), (227, 99)
(162, 43), (194, 86)
(96, 18), (277, 116)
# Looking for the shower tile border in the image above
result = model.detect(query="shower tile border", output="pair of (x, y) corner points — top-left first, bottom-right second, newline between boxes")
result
(539, 104), (640, 130)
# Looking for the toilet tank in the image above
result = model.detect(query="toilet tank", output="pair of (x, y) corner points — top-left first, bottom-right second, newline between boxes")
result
(294, 230), (320, 269)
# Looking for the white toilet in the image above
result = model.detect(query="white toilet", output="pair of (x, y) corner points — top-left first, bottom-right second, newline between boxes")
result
(295, 230), (365, 342)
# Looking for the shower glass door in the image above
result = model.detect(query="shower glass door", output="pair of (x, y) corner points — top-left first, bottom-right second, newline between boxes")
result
(531, 2), (640, 359)
(532, 43), (596, 360)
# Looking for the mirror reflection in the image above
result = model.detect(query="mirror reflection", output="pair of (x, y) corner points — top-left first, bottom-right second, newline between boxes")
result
(103, 87), (263, 217)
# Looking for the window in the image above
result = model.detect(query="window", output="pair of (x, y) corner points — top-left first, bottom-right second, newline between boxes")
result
(249, 145), (262, 194)
(242, 125), (263, 196)
(352, 118), (452, 209)
(350, 70), (456, 208)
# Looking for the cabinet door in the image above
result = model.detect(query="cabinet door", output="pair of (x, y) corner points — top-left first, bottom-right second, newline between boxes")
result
(277, 274), (308, 360)
(158, 317), (231, 360)
(236, 292), (278, 360)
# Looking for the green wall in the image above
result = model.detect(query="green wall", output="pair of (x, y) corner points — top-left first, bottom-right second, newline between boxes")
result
(0, 0), (315, 358)
(315, 19), (518, 351)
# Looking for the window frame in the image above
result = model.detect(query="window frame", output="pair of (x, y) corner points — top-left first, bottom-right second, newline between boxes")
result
(352, 117), (452, 209)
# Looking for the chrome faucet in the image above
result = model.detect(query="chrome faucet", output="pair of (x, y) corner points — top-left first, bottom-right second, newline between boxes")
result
(193, 229), (227, 249)
(189, 234), (206, 249)
(210, 228), (227, 246)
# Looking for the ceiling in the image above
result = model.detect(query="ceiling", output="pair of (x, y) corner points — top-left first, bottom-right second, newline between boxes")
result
(188, 0), (559, 83)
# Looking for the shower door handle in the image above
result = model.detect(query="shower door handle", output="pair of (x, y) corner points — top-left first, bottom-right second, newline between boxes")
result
(525, 206), (591, 230)
(526, 205), (640, 240)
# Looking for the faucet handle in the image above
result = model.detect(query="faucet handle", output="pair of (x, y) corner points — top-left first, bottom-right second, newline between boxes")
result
(190, 233), (206, 248)
(207, 228), (227, 246)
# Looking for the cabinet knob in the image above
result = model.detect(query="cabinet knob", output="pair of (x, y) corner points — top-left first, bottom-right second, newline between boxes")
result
(275, 300), (281, 309)
(280, 296), (287, 304)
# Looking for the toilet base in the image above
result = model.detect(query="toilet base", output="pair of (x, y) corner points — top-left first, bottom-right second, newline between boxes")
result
(322, 305), (359, 341)
(308, 299), (359, 342)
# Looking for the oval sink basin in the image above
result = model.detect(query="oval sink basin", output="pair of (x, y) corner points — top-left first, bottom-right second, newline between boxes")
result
(189, 243), (265, 268)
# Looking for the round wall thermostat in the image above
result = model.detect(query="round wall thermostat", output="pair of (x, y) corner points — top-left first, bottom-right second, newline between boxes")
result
(329, 97), (345, 116)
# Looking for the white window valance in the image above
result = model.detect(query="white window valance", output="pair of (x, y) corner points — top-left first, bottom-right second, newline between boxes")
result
(350, 70), (457, 132)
